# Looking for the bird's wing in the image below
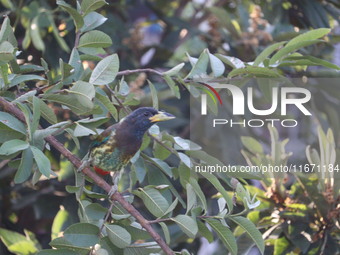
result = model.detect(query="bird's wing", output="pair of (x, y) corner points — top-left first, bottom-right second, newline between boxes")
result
(89, 123), (118, 150)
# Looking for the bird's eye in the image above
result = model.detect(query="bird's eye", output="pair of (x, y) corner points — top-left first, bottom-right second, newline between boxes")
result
(144, 112), (150, 116)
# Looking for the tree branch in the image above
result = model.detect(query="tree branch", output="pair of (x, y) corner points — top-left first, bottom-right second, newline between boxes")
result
(0, 97), (174, 255)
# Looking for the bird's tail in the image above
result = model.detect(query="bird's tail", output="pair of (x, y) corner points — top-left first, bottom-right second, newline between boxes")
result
(92, 166), (111, 194)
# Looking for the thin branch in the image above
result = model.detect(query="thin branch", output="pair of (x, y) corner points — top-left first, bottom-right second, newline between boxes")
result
(0, 97), (174, 255)
(148, 215), (221, 224)
(105, 84), (130, 115)
(117, 68), (163, 76)
(74, 30), (81, 48)
(148, 218), (171, 224)
(148, 133), (178, 156)
(0, 159), (10, 170)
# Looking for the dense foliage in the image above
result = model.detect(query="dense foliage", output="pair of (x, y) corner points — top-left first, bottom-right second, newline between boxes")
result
(0, 1), (339, 255)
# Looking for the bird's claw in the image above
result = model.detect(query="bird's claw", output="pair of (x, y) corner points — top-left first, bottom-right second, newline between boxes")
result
(108, 184), (118, 198)
(77, 159), (90, 172)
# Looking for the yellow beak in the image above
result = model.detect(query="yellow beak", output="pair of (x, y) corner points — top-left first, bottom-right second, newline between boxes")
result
(149, 111), (175, 122)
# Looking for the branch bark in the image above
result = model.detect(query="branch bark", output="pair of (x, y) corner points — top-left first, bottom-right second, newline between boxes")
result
(0, 97), (174, 255)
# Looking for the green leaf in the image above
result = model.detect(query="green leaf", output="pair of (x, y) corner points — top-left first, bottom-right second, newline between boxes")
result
(274, 237), (290, 255)
(10, 74), (45, 87)
(0, 123), (25, 143)
(61, 223), (99, 248)
(14, 148), (33, 183)
(124, 242), (161, 255)
(171, 215), (198, 238)
(148, 80), (158, 109)
(71, 81), (95, 100)
(73, 123), (96, 137)
(205, 218), (237, 255)
(39, 99), (58, 124)
(163, 63), (185, 76)
(89, 54), (119, 85)
(95, 92), (118, 120)
(44, 92), (94, 115)
(31, 96), (41, 134)
(178, 152), (191, 168)
(209, 52), (225, 77)
(85, 203), (107, 222)
(37, 249), (78, 255)
(199, 171), (234, 212)
(216, 54), (245, 69)
(153, 139), (171, 160)
(173, 136), (201, 150)
(30, 146), (54, 178)
(125, 223), (151, 240)
(47, 13), (70, 53)
(68, 48), (83, 81)
(99, 236), (123, 254)
(0, 228), (38, 255)
(0, 139), (29, 155)
(185, 49), (209, 79)
(79, 47), (105, 56)
(147, 157), (173, 177)
(81, 0), (108, 16)
(241, 136), (263, 154)
(197, 220), (214, 243)
(22, 27), (31, 50)
(163, 75), (180, 98)
(186, 183), (197, 213)
(51, 207), (71, 240)
(78, 30), (112, 48)
(279, 56), (340, 70)
(135, 187), (169, 217)
(106, 224), (131, 248)
(286, 28), (330, 47)
(13, 92), (37, 104)
(253, 41), (286, 66)
(159, 222), (170, 244)
(228, 66), (282, 78)
(9, 240), (38, 255)
(81, 12), (107, 33)
(30, 16), (45, 51)
(19, 64), (44, 73)
(59, 59), (74, 81)
(269, 40), (322, 65)
(0, 41), (14, 63)
(57, 1), (84, 32)
(77, 117), (109, 129)
(229, 216), (264, 254)
(189, 177), (207, 212)
(0, 16), (17, 47)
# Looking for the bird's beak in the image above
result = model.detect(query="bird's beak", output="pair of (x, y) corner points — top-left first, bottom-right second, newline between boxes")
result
(149, 111), (175, 122)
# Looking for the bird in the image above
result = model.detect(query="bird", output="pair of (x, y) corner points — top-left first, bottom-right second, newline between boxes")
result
(81, 107), (175, 195)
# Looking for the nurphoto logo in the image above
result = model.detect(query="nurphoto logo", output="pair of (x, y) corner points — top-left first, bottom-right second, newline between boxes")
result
(199, 83), (312, 128)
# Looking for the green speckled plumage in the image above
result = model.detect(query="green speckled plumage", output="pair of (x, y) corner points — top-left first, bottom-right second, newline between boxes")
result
(90, 127), (131, 172)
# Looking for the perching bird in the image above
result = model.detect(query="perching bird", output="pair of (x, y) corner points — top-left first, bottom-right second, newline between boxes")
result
(83, 107), (175, 194)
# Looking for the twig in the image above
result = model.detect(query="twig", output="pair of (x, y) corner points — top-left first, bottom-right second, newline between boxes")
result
(148, 133), (178, 156)
(148, 218), (171, 224)
(74, 30), (81, 48)
(104, 84), (130, 115)
(0, 97), (174, 255)
(117, 68), (163, 76)
(148, 215), (220, 224)
(0, 159), (10, 170)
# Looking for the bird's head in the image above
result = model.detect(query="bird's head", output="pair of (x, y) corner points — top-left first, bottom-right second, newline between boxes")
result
(122, 107), (175, 138)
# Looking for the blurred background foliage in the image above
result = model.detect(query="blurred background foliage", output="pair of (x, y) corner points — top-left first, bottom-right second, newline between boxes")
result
(0, 0), (339, 254)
